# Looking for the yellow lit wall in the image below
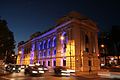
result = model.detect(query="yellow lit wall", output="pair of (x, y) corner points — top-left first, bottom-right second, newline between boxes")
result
(16, 55), (20, 65)
(66, 40), (75, 69)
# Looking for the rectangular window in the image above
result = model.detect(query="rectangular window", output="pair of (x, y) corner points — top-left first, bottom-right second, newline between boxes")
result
(43, 61), (45, 66)
(40, 43), (43, 50)
(88, 60), (91, 66)
(48, 61), (50, 66)
(53, 60), (56, 66)
(48, 50), (50, 56)
(63, 59), (66, 66)
(44, 52), (46, 57)
(54, 50), (56, 55)
(85, 48), (89, 52)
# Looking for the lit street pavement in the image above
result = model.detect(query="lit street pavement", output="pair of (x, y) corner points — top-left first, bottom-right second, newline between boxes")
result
(0, 71), (119, 80)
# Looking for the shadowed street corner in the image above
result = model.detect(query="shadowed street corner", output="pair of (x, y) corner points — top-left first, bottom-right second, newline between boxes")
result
(74, 70), (100, 79)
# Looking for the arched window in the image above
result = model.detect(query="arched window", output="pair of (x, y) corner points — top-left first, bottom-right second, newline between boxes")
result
(44, 41), (47, 49)
(31, 44), (35, 51)
(43, 52), (46, 57)
(52, 37), (56, 47)
(61, 32), (68, 53)
(47, 50), (50, 56)
(39, 42), (41, 50)
(40, 42), (43, 50)
(43, 40), (47, 49)
(61, 32), (68, 44)
(47, 39), (51, 48)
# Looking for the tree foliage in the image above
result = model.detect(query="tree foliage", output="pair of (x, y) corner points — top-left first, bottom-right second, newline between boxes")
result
(0, 19), (15, 62)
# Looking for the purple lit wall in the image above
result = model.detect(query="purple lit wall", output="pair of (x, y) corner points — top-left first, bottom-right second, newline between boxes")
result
(30, 44), (35, 64)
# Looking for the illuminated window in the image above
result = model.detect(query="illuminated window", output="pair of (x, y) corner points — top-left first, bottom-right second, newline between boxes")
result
(48, 50), (50, 56)
(43, 52), (47, 57)
(31, 44), (35, 51)
(39, 42), (41, 50)
(40, 42), (43, 50)
(43, 41), (47, 49)
(53, 49), (56, 55)
(52, 37), (56, 47)
(47, 39), (51, 48)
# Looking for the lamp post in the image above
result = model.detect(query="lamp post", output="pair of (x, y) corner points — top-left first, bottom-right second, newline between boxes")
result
(101, 44), (107, 66)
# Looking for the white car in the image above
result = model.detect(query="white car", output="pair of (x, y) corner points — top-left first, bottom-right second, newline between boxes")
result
(54, 66), (75, 76)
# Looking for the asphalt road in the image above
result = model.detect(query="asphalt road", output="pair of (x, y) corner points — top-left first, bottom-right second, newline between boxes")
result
(0, 71), (119, 80)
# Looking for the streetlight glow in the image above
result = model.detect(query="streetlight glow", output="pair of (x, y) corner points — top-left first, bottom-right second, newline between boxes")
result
(60, 36), (64, 40)
(101, 44), (104, 48)
(19, 51), (22, 54)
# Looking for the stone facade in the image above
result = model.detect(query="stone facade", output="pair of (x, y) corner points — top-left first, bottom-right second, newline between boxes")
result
(17, 11), (100, 71)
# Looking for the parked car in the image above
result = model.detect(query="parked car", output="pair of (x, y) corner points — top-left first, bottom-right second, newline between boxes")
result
(54, 66), (75, 76)
(36, 65), (48, 72)
(24, 65), (44, 76)
(12, 65), (21, 73)
(5, 64), (21, 73)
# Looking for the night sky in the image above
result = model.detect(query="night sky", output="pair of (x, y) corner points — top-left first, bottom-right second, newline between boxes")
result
(0, 0), (120, 53)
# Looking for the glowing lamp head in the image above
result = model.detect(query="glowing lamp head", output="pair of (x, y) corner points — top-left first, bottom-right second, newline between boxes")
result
(19, 51), (22, 54)
(60, 36), (64, 40)
(101, 44), (104, 48)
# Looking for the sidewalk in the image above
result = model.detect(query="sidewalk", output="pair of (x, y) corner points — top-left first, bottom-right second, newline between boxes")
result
(74, 71), (100, 78)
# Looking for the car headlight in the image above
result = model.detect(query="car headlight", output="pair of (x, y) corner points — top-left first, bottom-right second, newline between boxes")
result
(67, 69), (75, 72)
(61, 70), (70, 73)
(61, 73), (70, 76)
(32, 71), (38, 73)
(44, 68), (48, 70)
(4, 64), (7, 67)
(13, 68), (15, 70)
(39, 71), (44, 73)
(38, 68), (43, 70)
(21, 66), (25, 68)
(18, 68), (21, 70)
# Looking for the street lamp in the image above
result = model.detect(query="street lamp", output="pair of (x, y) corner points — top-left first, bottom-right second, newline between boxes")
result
(60, 36), (64, 40)
(100, 44), (107, 66)
(101, 44), (105, 48)
(12, 54), (14, 57)
(19, 51), (22, 54)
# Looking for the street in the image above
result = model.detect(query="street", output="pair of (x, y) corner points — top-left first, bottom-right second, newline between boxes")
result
(0, 71), (119, 80)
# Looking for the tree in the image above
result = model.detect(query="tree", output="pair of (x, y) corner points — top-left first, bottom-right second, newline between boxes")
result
(0, 19), (16, 63)
(111, 26), (120, 64)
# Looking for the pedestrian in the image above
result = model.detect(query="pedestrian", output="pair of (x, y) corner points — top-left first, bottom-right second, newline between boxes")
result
(89, 66), (91, 74)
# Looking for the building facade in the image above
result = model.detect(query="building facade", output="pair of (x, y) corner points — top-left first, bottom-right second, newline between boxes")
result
(17, 12), (100, 71)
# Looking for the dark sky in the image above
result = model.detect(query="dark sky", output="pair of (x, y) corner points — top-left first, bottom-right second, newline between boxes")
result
(0, 0), (120, 53)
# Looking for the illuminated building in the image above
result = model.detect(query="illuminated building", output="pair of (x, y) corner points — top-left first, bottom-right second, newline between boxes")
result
(17, 11), (100, 71)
